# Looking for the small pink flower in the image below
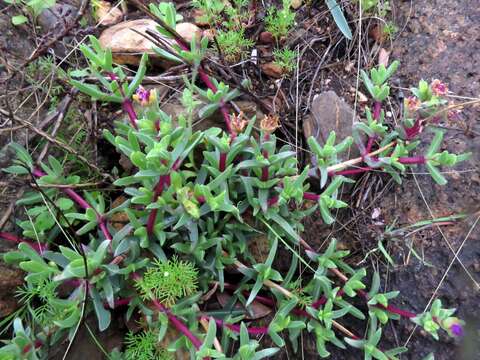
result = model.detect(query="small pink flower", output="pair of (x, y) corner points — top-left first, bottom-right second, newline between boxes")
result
(442, 317), (465, 337)
(133, 86), (155, 106)
(431, 79), (448, 96)
(450, 323), (463, 337)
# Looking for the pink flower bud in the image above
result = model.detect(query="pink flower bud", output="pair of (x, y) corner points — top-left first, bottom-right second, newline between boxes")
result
(405, 96), (421, 112)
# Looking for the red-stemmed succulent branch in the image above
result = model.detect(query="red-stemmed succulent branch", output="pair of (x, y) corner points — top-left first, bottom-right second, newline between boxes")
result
(122, 99), (139, 130)
(131, 272), (205, 352)
(298, 239), (418, 320)
(31, 169), (112, 241)
(331, 167), (373, 176)
(146, 174), (171, 236)
(329, 267), (417, 319)
(398, 156), (426, 165)
(151, 299), (204, 349)
(140, 9), (234, 137)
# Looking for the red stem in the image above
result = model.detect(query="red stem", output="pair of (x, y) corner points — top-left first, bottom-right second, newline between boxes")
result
(172, 35), (233, 136)
(404, 118), (422, 140)
(356, 290), (416, 318)
(122, 99), (139, 130)
(63, 188), (91, 210)
(0, 232), (47, 253)
(104, 297), (132, 309)
(365, 136), (375, 154)
(267, 196), (279, 207)
(22, 339), (43, 354)
(152, 299), (204, 349)
(303, 192), (319, 201)
(398, 156), (426, 165)
(98, 293), (268, 337)
(330, 167), (373, 176)
(219, 153), (227, 172)
(261, 166), (269, 181)
(131, 272), (204, 350)
(197, 70), (232, 135)
(98, 220), (113, 241)
(299, 239), (420, 320)
(146, 175), (170, 236)
(373, 101), (382, 120)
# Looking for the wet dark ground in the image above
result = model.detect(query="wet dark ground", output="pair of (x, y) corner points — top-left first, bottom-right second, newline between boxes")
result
(316, 0), (480, 359)
(378, 0), (480, 358)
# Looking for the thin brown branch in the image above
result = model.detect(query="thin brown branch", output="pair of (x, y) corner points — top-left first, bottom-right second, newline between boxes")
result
(10, 112), (113, 181)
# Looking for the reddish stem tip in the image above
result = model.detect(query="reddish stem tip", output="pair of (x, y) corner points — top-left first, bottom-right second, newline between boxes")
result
(398, 156), (426, 165)
(122, 100), (139, 130)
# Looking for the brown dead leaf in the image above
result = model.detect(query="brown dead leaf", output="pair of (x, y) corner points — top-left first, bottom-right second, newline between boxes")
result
(261, 62), (285, 78)
(259, 31), (274, 44)
(110, 196), (129, 230)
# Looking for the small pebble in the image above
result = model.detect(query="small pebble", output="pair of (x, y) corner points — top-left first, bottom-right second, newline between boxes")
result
(291, 0), (302, 9)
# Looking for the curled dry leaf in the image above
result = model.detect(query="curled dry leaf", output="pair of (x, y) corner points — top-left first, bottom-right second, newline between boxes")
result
(192, 9), (210, 27)
(369, 23), (385, 43)
(261, 62), (285, 78)
(176, 22), (203, 43)
(203, 28), (216, 41)
(357, 90), (369, 103)
(110, 196), (129, 230)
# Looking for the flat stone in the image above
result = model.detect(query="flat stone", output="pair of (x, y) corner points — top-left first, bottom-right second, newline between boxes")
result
(303, 91), (360, 157)
(99, 19), (202, 66)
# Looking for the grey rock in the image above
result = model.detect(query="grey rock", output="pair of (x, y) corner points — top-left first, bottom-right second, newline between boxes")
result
(303, 91), (358, 150)
(303, 91), (363, 184)
(37, 3), (77, 33)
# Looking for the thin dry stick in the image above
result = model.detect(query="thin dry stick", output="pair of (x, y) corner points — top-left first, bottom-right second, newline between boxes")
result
(37, 91), (77, 164)
(12, 114), (113, 181)
(412, 174), (479, 289)
(326, 141), (396, 173)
